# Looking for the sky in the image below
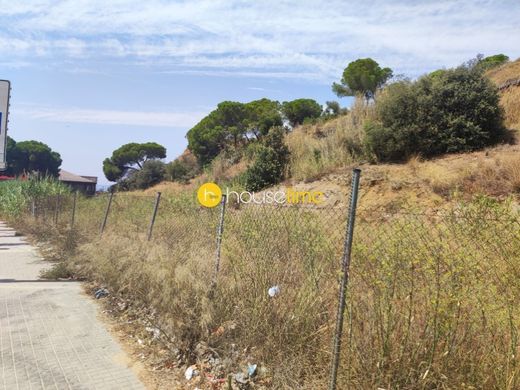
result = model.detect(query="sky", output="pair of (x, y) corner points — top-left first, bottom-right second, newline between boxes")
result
(1, 0), (519, 186)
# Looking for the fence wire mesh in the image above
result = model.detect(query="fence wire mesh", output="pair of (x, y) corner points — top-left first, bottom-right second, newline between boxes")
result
(18, 187), (520, 388)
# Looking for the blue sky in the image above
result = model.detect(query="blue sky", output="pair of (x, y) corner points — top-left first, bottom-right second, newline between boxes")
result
(1, 0), (519, 185)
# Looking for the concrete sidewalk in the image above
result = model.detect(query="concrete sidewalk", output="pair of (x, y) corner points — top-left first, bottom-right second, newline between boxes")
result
(0, 221), (145, 390)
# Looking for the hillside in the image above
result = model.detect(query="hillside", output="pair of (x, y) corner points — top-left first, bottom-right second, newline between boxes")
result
(142, 61), (520, 209)
(487, 58), (520, 129)
(145, 143), (520, 210)
(273, 143), (520, 208)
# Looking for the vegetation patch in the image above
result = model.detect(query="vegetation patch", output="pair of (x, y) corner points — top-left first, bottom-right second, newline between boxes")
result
(365, 64), (506, 162)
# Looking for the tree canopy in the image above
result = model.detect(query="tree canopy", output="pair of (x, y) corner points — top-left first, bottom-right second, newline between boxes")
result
(245, 98), (283, 138)
(281, 99), (322, 127)
(187, 99), (282, 166)
(103, 142), (166, 182)
(323, 101), (348, 117)
(5, 137), (62, 176)
(332, 58), (393, 101)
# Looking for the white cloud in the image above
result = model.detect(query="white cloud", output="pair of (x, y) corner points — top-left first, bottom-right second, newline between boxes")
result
(0, 0), (519, 80)
(248, 87), (281, 92)
(15, 104), (205, 128)
(158, 68), (323, 81)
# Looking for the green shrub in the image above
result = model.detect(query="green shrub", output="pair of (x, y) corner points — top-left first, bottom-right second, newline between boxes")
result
(0, 178), (69, 216)
(165, 150), (199, 183)
(165, 160), (189, 182)
(365, 66), (506, 162)
(475, 53), (509, 71)
(244, 127), (289, 191)
(120, 160), (166, 190)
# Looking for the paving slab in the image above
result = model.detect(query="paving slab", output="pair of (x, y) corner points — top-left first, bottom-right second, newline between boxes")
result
(0, 221), (145, 390)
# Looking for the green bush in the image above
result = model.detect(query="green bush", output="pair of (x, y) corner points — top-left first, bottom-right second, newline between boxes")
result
(119, 160), (166, 190)
(244, 127), (289, 191)
(0, 178), (69, 216)
(365, 65), (505, 162)
(475, 53), (509, 72)
(165, 160), (189, 182)
(165, 159), (199, 184)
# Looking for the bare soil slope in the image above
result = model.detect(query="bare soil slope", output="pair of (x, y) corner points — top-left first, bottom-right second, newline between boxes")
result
(487, 58), (520, 129)
(265, 144), (520, 210)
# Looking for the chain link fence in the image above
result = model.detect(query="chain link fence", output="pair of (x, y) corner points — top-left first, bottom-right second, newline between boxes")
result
(19, 173), (520, 388)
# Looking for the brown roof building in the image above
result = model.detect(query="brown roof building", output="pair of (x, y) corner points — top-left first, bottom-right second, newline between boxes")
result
(59, 170), (97, 195)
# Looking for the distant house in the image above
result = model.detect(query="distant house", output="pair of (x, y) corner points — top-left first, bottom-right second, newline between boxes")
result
(59, 170), (97, 195)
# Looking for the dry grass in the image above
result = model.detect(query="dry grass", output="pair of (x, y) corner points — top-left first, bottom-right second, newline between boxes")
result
(487, 58), (520, 85)
(502, 154), (520, 193)
(286, 98), (373, 182)
(6, 187), (520, 389)
(415, 147), (520, 198)
(269, 144), (520, 216)
(207, 152), (249, 184)
(498, 86), (520, 130)
(142, 180), (195, 196)
(458, 155), (520, 197)
(486, 58), (520, 129)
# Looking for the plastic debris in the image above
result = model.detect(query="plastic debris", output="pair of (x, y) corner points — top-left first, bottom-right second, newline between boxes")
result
(94, 288), (109, 299)
(268, 285), (280, 297)
(248, 363), (257, 377)
(185, 365), (199, 380)
(145, 326), (161, 340)
(235, 372), (248, 384)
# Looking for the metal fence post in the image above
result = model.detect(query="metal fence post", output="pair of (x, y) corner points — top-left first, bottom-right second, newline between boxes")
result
(71, 191), (78, 229)
(100, 191), (114, 235)
(329, 168), (361, 390)
(211, 194), (227, 291)
(31, 198), (36, 218)
(147, 192), (162, 241)
(42, 199), (46, 223)
(53, 194), (61, 225)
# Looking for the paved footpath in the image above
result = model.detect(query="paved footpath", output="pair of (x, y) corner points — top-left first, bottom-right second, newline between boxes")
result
(0, 221), (145, 390)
